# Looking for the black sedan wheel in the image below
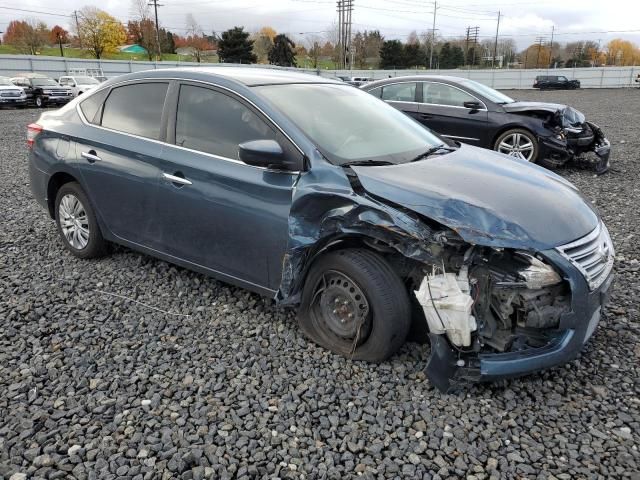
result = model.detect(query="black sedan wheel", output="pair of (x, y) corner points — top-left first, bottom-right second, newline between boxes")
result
(55, 182), (108, 259)
(494, 129), (538, 162)
(298, 249), (411, 362)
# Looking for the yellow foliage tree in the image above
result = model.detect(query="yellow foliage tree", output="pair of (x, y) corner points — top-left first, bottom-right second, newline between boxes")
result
(259, 26), (277, 41)
(77, 7), (127, 59)
(606, 38), (640, 66)
(521, 44), (551, 68)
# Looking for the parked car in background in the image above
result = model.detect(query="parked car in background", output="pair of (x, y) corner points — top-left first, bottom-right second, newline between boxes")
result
(27, 68), (614, 392)
(0, 76), (27, 107)
(10, 74), (73, 107)
(533, 75), (581, 90)
(362, 75), (610, 173)
(348, 76), (374, 87)
(58, 75), (100, 97)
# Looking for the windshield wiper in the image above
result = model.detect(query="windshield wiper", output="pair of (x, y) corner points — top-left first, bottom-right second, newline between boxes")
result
(409, 144), (456, 162)
(342, 159), (395, 167)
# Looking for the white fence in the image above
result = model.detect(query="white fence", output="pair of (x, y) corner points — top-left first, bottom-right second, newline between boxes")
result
(1, 54), (638, 89)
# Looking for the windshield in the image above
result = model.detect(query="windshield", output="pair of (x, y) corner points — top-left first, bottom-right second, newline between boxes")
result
(256, 84), (444, 165)
(75, 76), (99, 84)
(461, 79), (514, 104)
(31, 78), (59, 87)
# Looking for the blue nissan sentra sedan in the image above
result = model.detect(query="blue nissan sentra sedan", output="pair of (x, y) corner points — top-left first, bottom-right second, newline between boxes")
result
(27, 68), (614, 391)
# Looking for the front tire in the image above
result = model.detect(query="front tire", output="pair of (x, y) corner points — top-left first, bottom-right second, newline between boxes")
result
(298, 249), (411, 362)
(35, 96), (44, 108)
(494, 128), (539, 163)
(54, 182), (108, 259)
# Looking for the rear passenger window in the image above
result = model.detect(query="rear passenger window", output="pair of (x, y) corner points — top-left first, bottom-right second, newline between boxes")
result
(79, 88), (109, 125)
(381, 83), (417, 102)
(101, 82), (168, 139)
(175, 84), (275, 159)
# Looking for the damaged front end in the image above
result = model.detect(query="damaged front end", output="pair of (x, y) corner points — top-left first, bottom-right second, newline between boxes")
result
(542, 107), (611, 174)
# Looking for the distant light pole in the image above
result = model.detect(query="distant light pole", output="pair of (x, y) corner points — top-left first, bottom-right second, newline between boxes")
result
(57, 32), (64, 57)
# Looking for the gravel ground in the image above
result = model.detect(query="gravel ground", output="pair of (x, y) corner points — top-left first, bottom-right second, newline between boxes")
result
(1, 89), (639, 480)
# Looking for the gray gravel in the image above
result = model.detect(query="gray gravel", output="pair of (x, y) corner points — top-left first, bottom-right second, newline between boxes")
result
(1, 89), (639, 479)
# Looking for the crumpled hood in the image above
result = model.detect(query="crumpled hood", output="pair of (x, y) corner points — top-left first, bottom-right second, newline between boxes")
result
(502, 101), (567, 114)
(351, 144), (599, 251)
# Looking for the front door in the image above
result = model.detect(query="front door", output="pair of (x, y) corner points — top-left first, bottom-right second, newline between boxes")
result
(417, 82), (489, 146)
(154, 83), (299, 292)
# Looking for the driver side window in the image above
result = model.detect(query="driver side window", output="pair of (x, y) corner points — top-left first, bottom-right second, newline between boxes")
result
(422, 82), (477, 107)
(176, 84), (276, 159)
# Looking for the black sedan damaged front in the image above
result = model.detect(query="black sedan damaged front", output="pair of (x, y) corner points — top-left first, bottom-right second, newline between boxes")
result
(506, 103), (611, 174)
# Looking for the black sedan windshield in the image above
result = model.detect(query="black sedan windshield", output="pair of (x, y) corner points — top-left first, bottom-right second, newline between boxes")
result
(32, 78), (59, 87)
(256, 83), (443, 165)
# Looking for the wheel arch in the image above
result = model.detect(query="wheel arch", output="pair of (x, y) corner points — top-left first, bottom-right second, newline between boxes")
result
(47, 171), (80, 219)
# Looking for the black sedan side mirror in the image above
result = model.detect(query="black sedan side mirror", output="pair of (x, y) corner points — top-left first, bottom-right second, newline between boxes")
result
(463, 101), (482, 110)
(239, 139), (292, 170)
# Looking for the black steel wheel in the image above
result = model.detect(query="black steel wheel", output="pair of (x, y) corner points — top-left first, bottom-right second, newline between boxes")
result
(298, 249), (411, 362)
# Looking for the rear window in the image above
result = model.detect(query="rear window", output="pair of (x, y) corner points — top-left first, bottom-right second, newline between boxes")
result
(101, 82), (168, 139)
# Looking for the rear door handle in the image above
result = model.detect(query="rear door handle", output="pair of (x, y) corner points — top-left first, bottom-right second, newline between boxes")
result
(81, 150), (102, 162)
(163, 172), (192, 186)
(419, 113), (433, 119)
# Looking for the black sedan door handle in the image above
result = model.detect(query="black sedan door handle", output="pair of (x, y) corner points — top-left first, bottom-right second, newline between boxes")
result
(81, 150), (102, 162)
(419, 113), (433, 120)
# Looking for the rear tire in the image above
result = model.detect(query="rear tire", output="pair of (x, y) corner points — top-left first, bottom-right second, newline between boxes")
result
(54, 182), (108, 259)
(298, 249), (411, 362)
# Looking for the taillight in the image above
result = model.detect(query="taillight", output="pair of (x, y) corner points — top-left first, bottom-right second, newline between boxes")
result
(27, 123), (43, 149)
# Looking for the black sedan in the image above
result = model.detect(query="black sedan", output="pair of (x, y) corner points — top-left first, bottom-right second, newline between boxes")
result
(361, 75), (610, 173)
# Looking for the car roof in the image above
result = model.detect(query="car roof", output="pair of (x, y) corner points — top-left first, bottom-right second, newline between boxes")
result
(362, 75), (478, 89)
(114, 67), (342, 87)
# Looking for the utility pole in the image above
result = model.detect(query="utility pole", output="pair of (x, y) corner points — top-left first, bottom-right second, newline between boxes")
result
(534, 36), (546, 68)
(148, 0), (163, 61)
(465, 26), (479, 67)
(336, 0), (354, 69)
(549, 25), (555, 68)
(492, 11), (500, 69)
(57, 32), (64, 57)
(73, 11), (82, 49)
(429, 1), (437, 70)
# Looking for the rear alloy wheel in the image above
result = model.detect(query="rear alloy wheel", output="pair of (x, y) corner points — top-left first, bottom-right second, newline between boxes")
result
(494, 128), (538, 162)
(298, 249), (411, 362)
(55, 182), (108, 259)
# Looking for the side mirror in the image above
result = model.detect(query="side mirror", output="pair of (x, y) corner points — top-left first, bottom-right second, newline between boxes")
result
(238, 139), (289, 170)
(463, 101), (482, 110)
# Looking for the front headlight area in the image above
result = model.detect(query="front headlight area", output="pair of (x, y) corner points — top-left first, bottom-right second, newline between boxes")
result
(414, 245), (570, 353)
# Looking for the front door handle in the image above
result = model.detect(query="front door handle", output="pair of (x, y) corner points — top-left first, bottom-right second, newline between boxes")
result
(81, 150), (102, 162)
(163, 172), (192, 186)
(419, 113), (433, 120)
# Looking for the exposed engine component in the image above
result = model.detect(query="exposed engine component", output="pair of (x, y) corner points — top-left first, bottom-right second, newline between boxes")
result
(414, 268), (476, 347)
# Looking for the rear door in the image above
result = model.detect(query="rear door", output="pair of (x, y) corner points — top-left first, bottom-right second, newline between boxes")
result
(417, 81), (489, 146)
(153, 82), (301, 291)
(75, 81), (168, 247)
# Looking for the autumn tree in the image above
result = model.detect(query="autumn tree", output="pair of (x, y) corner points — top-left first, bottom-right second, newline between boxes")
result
(305, 35), (323, 68)
(253, 26), (276, 63)
(353, 30), (384, 68)
(3, 20), (48, 54)
(50, 25), (69, 45)
(606, 39), (640, 66)
(174, 34), (213, 62)
(268, 34), (296, 67)
(128, 0), (157, 60)
(521, 44), (551, 68)
(77, 7), (126, 59)
(217, 27), (256, 64)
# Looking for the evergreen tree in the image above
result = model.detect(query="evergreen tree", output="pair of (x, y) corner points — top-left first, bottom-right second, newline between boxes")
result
(439, 42), (464, 69)
(404, 43), (425, 68)
(379, 40), (405, 69)
(217, 26), (257, 64)
(268, 34), (296, 67)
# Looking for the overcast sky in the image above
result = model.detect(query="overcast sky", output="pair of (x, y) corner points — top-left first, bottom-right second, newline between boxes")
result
(2, 0), (639, 49)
